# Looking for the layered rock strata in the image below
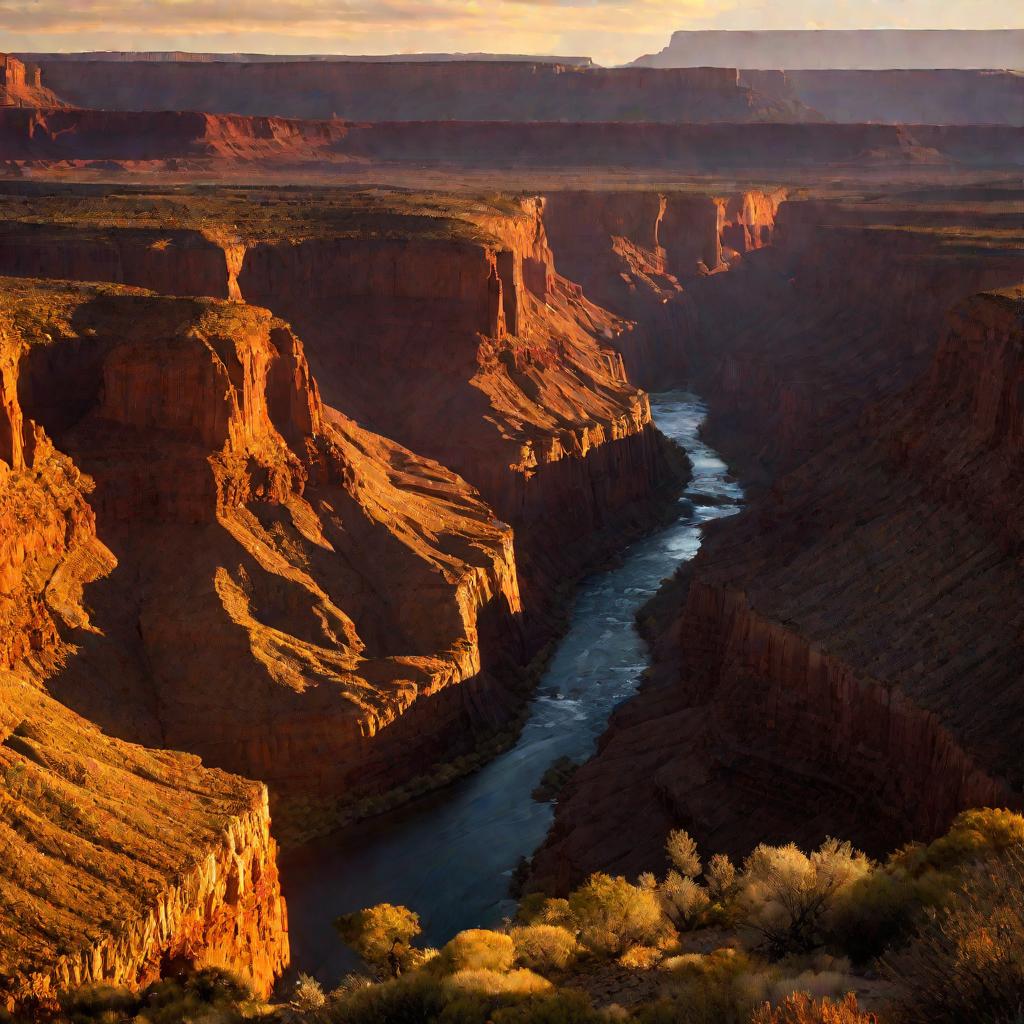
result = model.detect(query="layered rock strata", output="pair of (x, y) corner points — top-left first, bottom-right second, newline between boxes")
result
(542, 189), (782, 387)
(2, 111), (1023, 175)
(532, 282), (1024, 889)
(0, 302), (289, 1005)
(683, 190), (1024, 482)
(1, 276), (523, 798)
(27, 60), (813, 123)
(0, 191), (685, 612)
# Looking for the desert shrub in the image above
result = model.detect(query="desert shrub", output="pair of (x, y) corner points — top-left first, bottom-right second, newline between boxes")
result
(706, 853), (739, 903)
(510, 924), (579, 973)
(906, 807), (1024, 873)
(328, 972), (447, 1024)
(750, 991), (876, 1024)
(640, 948), (757, 1024)
(519, 895), (575, 929)
(59, 984), (137, 1022)
(883, 845), (1024, 1024)
(658, 871), (711, 930)
(444, 968), (551, 996)
(666, 829), (702, 878)
(438, 930), (516, 974)
(489, 990), (606, 1024)
(137, 968), (256, 1024)
(637, 872), (658, 891)
(334, 903), (422, 977)
(739, 839), (872, 957)
(618, 944), (663, 970)
(291, 972), (327, 1016)
(568, 873), (671, 955)
(827, 809), (1024, 963)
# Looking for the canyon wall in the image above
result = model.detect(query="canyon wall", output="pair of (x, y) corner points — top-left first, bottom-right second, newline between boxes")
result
(0, 276), (527, 804)
(532, 271), (1024, 890)
(3, 110), (1024, 175)
(541, 189), (782, 387)
(0, 303), (289, 1006)
(0, 194), (686, 614)
(28, 60), (812, 123)
(680, 192), (1024, 482)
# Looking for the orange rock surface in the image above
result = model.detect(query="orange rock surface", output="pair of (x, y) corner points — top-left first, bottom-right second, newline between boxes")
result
(1, 276), (524, 798)
(1, 297), (288, 1007)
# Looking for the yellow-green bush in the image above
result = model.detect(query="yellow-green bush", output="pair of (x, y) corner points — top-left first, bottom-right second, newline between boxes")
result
(618, 944), (663, 970)
(334, 903), (422, 977)
(510, 924), (579, 973)
(883, 844), (1024, 1024)
(639, 948), (757, 1024)
(568, 873), (672, 955)
(438, 929), (516, 974)
(444, 968), (551, 996)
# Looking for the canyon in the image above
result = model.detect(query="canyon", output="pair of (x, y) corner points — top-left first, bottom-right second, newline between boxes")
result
(530, 185), (1024, 889)
(1, 41), (1023, 1016)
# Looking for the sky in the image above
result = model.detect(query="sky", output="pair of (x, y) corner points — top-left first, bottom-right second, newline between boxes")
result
(2, 0), (1021, 66)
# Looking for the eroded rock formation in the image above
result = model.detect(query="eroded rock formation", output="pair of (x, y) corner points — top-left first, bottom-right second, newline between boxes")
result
(542, 189), (782, 386)
(0, 304), (289, 1006)
(1, 277), (525, 799)
(531, 260), (1024, 890)
(0, 55), (63, 109)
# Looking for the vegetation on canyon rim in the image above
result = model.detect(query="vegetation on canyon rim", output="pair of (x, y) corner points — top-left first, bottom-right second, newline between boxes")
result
(37, 807), (1024, 1024)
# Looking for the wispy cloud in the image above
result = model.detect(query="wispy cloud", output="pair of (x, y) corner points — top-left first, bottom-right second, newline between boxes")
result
(1, 0), (1019, 65)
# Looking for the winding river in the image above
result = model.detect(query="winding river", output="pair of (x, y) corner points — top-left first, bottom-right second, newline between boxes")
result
(281, 391), (743, 982)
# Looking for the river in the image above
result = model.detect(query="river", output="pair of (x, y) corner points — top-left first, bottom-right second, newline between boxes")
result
(280, 390), (743, 983)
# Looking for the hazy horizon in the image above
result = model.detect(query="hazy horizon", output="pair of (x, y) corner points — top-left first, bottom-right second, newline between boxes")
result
(3, 1), (1022, 67)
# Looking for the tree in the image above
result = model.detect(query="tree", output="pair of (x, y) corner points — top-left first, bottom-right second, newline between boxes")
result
(335, 903), (422, 977)
(666, 829), (702, 878)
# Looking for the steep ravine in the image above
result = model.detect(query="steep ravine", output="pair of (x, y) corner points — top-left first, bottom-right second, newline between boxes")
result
(280, 392), (742, 983)
(531, 283), (1024, 890)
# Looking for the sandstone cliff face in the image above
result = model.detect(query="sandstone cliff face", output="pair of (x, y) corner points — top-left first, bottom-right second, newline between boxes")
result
(30, 59), (813, 123)
(0, 672), (288, 1009)
(0, 55), (63, 109)
(3, 110), (1023, 176)
(533, 282), (1024, 888)
(0, 306), (288, 1006)
(684, 193), (1024, 482)
(541, 189), (782, 387)
(1, 277), (523, 800)
(0, 193), (684, 617)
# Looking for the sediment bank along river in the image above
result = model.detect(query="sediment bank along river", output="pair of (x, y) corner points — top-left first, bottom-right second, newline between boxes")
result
(281, 391), (744, 982)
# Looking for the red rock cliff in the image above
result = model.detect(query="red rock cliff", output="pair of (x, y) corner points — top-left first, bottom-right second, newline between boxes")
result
(0, 301), (289, 1005)
(2, 277), (523, 803)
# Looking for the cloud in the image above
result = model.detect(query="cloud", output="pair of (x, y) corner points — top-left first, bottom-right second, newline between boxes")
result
(2, 0), (1020, 65)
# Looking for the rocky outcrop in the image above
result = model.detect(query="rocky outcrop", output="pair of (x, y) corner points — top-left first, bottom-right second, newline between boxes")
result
(0, 672), (288, 1009)
(0, 310), (288, 1005)
(29, 60), (814, 123)
(1, 277), (523, 799)
(0, 55), (63, 109)
(533, 281), (1024, 889)
(541, 189), (782, 387)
